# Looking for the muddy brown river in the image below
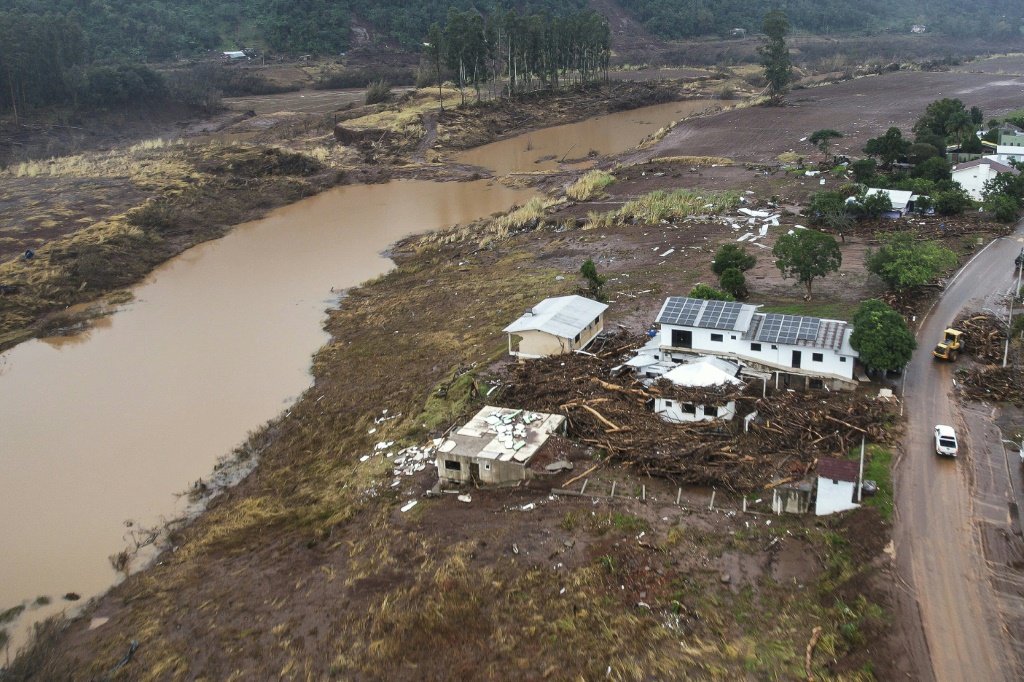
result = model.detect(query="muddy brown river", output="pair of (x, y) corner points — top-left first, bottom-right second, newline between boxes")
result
(0, 99), (709, 652)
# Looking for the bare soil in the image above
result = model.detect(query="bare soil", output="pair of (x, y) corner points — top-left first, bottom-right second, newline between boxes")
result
(5, 59), (1024, 679)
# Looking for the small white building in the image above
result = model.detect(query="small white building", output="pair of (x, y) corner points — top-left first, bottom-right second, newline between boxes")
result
(435, 406), (566, 486)
(503, 295), (608, 359)
(815, 457), (861, 515)
(654, 357), (742, 423)
(656, 297), (858, 389)
(222, 51), (248, 61)
(852, 188), (923, 217)
(952, 158), (1021, 200)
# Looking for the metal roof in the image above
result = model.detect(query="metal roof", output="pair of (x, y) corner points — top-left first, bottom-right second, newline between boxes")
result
(503, 295), (608, 339)
(952, 158), (1020, 175)
(656, 296), (755, 331)
(817, 457), (859, 483)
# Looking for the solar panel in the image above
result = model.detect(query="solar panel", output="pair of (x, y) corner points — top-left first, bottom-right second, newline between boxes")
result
(757, 313), (822, 344)
(658, 297), (704, 326)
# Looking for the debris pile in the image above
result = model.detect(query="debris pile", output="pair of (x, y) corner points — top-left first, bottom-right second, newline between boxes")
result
(494, 337), (897, 491)
(959, 366), (1024, 404)
(952, 312), (1007, 364)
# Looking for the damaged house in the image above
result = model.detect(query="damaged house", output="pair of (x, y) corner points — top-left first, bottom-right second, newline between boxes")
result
(654, 357), (743, 423)
(503, 295), (608, 359)
(435, 405), (566, 486)
(655, 297), (858, 390)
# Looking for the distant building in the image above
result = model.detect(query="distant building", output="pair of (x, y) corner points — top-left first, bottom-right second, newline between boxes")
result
(435, 406), (566, 486)
(222, 51), (248, 61)
(911, 24), (927, 34)
(655, 297), (858, 390)
(503, 295), (607, 359)
(815, 457), (861, 515)
(951, 158), (1021, 201)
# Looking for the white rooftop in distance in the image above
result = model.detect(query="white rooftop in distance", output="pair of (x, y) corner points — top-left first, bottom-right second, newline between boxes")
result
(503, 295), (608, 339)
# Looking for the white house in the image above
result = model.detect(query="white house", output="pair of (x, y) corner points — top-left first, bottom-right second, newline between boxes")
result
(655, 297), (858, 389)
(952, 158), (1021, 200)
(503, 295), (608, 359)
(435, 406), (566, 486)
(851, 188), (923, 217)
(222, 51), (248, 61)
(815, 457), (861, 515)
(654, 357), (742, 423)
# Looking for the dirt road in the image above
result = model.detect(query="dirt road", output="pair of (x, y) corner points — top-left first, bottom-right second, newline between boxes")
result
(900, 227), (1024, 681)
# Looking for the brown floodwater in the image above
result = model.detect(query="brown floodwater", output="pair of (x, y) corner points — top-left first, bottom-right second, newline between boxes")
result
(456, 99), (716, 175)
(0, 97), (714, 652)
(0, 179), (533, 650)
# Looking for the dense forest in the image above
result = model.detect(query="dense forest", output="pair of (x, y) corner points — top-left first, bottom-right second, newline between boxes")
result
(619, 0), (1024, 40)
(2, 0), (1023, 117)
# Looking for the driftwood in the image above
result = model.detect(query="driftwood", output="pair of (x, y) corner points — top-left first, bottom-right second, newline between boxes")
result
(805, 626), (823, 681)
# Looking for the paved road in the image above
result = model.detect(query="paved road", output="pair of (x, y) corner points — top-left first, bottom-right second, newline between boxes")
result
(898, 228), (1024, 681)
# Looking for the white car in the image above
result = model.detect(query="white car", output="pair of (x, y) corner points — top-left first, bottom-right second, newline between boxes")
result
(934, 425), (958, 457)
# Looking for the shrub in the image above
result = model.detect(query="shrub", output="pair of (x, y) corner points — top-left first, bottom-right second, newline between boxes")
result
(365, 80), (393, 105)
(565, 170), (616, 201)
(935, 187), (973, 215)
(849, 158), (877, 184)
(988, 193), (1019, 222)
(913, 156), (951, 182)
(711, 243), (756, 275)
(688, 283), (735, 301)
(850, 190), (893, 219)
(719, 267), (747, 299)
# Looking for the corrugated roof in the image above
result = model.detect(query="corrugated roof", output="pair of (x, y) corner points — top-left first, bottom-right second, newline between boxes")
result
(503, 295), (608, 339)
(817, 457), (859, 483)
(952, 158), (1020, 175)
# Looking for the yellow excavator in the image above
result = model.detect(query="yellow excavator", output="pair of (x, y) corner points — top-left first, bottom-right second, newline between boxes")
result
(931, 328), (965, 361)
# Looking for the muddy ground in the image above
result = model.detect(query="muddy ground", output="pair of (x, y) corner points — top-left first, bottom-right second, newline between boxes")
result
(5, 56), (1024, 679)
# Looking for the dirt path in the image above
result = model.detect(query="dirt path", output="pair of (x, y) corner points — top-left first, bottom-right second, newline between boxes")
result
(899, 228), (1024, 681)
(412, 111), (438, 163)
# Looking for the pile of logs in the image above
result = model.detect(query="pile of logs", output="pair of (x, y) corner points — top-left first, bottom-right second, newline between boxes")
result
(493, 337), (898, 491)
(952, 312), (1007, 364)
(959, 366), (1024, 405)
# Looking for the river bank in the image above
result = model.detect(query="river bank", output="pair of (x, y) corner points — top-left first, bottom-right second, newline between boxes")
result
(7, 59), (1024, 678)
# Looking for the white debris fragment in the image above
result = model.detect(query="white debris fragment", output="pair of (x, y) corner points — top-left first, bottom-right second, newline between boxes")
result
(521, 503), (536, 511)
(400, 500), (418, 513)
(359, 455), (371, 462)
(738, 208), (772, 218)
(457, 494), (472, 503)
(659, 248), (675, 257)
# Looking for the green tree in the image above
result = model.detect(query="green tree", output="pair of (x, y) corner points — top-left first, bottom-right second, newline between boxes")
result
(850, 158), (877, 184)
(425, 22), (445, 112)
(907, 142), (938, 165)
(913, 156), (951, 182)
(849, 190), (893, 219)
(758, 9), (792, 103)
(914, 131), (948, 158)
(863, 127), (911, 168)
(913, 98), (969, 139)
(711, 243), (756, 275)
(719, 267), (747, 299)
(864, 232), (957, 290)
(806, 190), (854, 240)
(809, 129), (843, 160)
(580, 258), (607, 301)
(935, 187), (973, 215)
(772, 230), (842, 299)
(850, 299), (917, 373)
(688, 283), (735, 302)
(988, 193), (1019, 222)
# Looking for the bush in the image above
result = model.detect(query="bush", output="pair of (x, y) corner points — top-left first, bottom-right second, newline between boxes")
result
(988, 193), (1019, 222)
(865, 232), (957, 290)
(850, 190), (893, 219)
(935, 187), (973, 215)
(711, 243), (756, 275)
(315, 66), (417, 89)
(719, 267), (747, 299)
(365, 80), (393, 105)
(688, 283), (735, 301)
(806, 190), (847, 223)
(913, 156), (951, 182)
(850, 158), (877, 184)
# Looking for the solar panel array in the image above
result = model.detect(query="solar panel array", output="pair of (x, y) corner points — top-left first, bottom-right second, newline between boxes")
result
(659, 297), (704, 326)
(756, 313), (821, 344)
(701, 300), (744, 330)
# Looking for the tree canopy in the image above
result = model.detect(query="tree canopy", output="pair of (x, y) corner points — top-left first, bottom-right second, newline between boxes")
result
(850, 299), (916, 372)
(863, 127), (911, 168)
(711, 244), (756, 275)
(809, 129), (843, 159)
(864, 232), (957, 290)
(772, 230), (842, 299)
(688, 283), (735, 302)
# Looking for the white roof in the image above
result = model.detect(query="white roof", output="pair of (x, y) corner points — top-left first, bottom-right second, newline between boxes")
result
(438, 405), (565, 464)
(863, 188), (914, 211)
(503, 295), (608, 339)
(663, 357), (741, 387)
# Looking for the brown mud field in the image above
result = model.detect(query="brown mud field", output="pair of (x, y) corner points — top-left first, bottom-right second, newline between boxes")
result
(4, 57), (1024, 678)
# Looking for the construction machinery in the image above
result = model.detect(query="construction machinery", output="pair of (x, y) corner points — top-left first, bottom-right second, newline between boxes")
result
(931, 328), (965, 361)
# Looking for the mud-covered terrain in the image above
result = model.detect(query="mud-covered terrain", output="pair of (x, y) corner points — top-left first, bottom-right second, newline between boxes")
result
(5, 55), (1024, 679)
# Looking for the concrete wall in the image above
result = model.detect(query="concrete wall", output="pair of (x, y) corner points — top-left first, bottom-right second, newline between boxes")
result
(654, 398), (735, 423)
(660, 324), (855, 380)
(511, 313), (604, 358)
(438, 453), (527, 485)
(815, 477), (859, 515)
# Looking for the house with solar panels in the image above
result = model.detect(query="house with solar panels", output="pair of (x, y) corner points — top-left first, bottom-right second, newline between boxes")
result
(655, 297), (859, 390)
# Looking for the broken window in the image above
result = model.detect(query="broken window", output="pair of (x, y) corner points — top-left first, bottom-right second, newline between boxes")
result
(444, 460), (461, 471)
(809, 378), (824, 390)
(683, 403), (697, 414)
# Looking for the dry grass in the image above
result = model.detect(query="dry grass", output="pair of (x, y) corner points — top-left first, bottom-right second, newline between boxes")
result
(565, 169), (617, 201)
(586, 188), (741, 228)
(649, 155), (734, 166)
